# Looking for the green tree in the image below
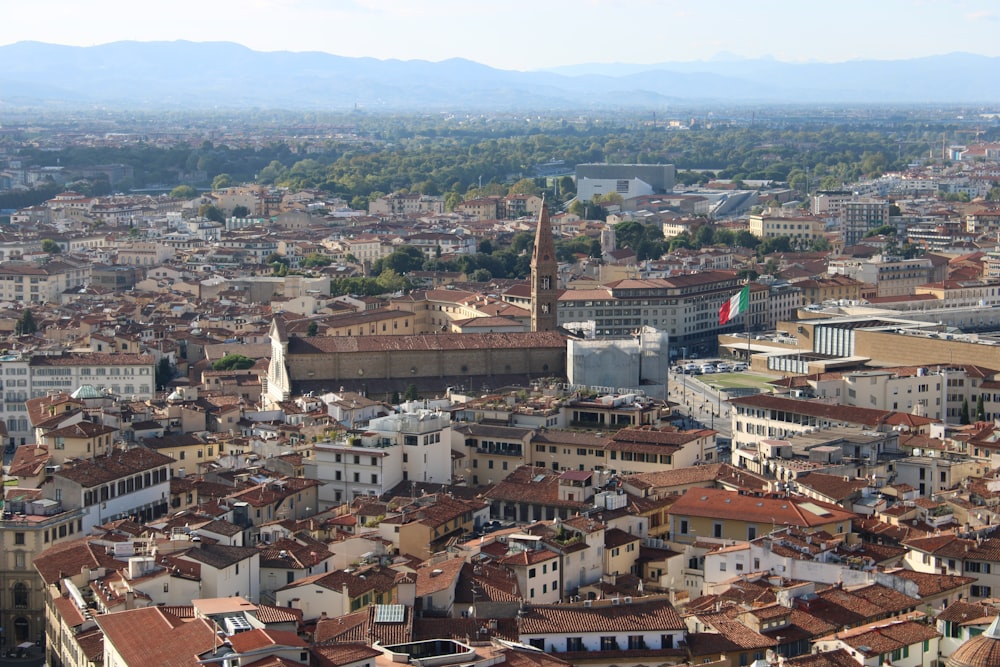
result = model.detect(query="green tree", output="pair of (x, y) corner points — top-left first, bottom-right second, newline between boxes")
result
(376, 269), (410, 294)
(377, 246), (426, 276)
(212, 173), (233, 190)
(258, 160), (287, 184)
(729, 231), (756, 250)
(307, 321), (319, 337)
(169, 184), (198, 199)
(404, 384), (420, 401)
(231, 205), (251, 218)
(568, 200), (586, 217)
(15, 309), (37, 335)
(558, 176), (576, 198)
(977, 394), (986, 422)
(470, 268), (493, 282)
(198, 204), (225, 222)
(302, 253), (333, 268)
(809, 237), (832, 252)
(213, 354), (255, 371)
(960, 398), (971, 425)
(507, 178), (541, 197)
(864, 225), (896, 238)
(41, 239), (62, 254)
(155, 357), (175, 391)
(695, 225), (715, 247)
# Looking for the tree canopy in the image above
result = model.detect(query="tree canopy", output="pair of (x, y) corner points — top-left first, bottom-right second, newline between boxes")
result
(213, 353), (256, 371)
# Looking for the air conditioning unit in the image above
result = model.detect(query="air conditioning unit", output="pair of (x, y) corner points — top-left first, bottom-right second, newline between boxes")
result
(583, 600), (592, 608)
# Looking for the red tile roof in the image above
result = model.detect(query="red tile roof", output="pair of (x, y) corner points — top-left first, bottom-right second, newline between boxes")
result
(668, 488), (856, 527)
(95, 607), (217, 667)
(517, 597), (683, 634)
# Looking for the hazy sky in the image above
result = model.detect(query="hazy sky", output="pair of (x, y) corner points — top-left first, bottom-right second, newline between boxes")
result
(4, 0), (1000, 71)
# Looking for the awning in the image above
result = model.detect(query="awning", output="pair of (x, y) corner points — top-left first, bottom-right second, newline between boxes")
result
(17, 641), (34, 649)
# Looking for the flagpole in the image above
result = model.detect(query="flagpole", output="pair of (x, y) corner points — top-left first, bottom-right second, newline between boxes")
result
(745, 281), (751, 368)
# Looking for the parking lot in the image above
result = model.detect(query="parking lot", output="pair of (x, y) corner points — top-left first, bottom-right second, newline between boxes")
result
(675, 359), (747, 376)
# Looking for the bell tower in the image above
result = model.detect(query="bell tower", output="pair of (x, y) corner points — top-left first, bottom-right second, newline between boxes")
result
(530, 200), (558, 332)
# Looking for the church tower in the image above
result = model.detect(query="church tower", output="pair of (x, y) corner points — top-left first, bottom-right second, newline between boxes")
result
(530, 199), (558, 332)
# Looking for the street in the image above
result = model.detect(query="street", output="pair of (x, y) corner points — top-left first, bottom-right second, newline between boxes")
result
(667, 369), (732, 439)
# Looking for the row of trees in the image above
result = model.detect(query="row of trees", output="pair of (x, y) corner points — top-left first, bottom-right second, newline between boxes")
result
(15, 115), (970, 213)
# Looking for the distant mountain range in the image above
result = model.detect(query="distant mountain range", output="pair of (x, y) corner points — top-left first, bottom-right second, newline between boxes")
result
(1, 41), (999, 110)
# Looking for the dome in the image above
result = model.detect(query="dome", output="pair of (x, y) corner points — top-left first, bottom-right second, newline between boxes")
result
(948, 616), (1000, 667)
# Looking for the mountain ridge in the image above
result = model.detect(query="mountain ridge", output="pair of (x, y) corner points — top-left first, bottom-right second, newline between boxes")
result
(1, 41), (998, 110)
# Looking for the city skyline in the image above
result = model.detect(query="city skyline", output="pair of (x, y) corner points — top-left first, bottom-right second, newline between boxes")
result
(4, 0), (1000, 72)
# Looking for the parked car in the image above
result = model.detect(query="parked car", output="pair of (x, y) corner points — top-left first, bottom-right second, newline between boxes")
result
(684, 363), (699, 374)
(732, 362), (748, 372)
(715, 362), (731, 373)
(700, 363), (716, 374)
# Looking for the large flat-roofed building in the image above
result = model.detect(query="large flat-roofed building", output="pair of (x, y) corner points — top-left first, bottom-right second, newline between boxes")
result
(576, 163), (675, 202)
(558, 272), (766, 352)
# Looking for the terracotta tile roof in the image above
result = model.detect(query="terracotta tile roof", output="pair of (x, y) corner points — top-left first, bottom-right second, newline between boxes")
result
(698, 612), (779, 649)
(604, 527), (640, 549)
(95, 607), (217, 667)
(668, 488), (856, 527)
(34, 538), (124, 585)
(795, 472), (870, 502)
(846, 583), (920, 615)
(287, 331), (566, 354)
(255, 603), (304, 625)
(623, 462), (730, 492)
(888, 569), (976, 597)
(279, 564), (397, 600)
(415, 556), (465, 597)
(311, 643), (383, 667)
(832, 541), (907, 565)
(228, 628), (306, 653)
(817, 616), (939, 657)
(181, 543), (259, 570)
(31, 352), (154, 367)
(517, 597), (684, 634)
(455, 562), (521, 603)
(44, 420), (117, 439)
(499, 548), (559, 567)
(937, 600), (1000, 624)
(611, 427), (706, 447)
(785, 648), (859, 667)
(730, 394), (896, 427)
(258, 537), (329, 569)
(53, 595), (87, 627)
(482, 466), (588, 510)
(313, 605), (412, 645)
(8, 444), (50, 477)
(55, 447), (173, 488)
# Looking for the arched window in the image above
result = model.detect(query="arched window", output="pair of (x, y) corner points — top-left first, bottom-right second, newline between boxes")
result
(13, 582), (28, 608)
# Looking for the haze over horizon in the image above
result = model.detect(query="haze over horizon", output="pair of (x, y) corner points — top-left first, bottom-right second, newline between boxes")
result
(5, 0), (1000, 72)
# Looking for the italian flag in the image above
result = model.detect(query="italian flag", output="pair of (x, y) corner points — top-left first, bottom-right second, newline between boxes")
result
(719, 284), (749, 325)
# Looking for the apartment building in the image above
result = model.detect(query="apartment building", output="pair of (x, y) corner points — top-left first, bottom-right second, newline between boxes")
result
(0, 352), (154, 449)
(748, 214), (826, 242)
(729, 394), (924, 449)
(307, 408), (451, 508)
(369, 193), (445, 217)
(842, 199), (890, 246)
(557, 272), (766, 347)
(0, 259), (90, 304)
